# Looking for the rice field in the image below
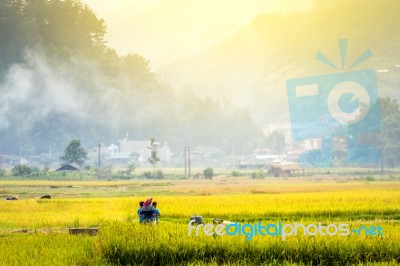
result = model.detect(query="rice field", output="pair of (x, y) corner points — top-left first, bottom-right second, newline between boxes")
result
(0, 177), (399, 265)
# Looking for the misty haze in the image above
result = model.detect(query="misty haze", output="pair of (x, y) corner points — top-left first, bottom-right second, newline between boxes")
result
(1, 0), (399, 172)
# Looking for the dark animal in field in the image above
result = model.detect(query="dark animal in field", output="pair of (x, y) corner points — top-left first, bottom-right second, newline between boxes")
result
(40, 195), (51, 199)
(6, 196), (18, 200)
(190, 215), (204, 225)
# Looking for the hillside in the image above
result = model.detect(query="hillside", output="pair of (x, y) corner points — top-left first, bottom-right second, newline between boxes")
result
(161, 0), (400, 125)
(0, 0), (262, 156)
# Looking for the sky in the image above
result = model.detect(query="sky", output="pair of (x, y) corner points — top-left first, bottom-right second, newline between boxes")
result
(83, 0), (313, 69)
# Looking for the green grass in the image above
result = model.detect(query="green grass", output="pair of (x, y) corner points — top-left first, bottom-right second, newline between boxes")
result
(97, 222), (400, 265)
(0, 233), (103, 266)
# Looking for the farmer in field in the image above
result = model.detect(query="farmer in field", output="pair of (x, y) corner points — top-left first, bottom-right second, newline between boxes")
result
(140, 197), (157, 224)
(138, 201), (144, 222)
(152, 201), (160, 224)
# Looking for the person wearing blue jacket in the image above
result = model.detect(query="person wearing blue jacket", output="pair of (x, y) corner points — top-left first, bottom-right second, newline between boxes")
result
(137, 201), (144, 222)
(152, 202), (161, 224)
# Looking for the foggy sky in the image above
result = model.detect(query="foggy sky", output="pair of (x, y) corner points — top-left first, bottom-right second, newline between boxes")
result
(82, 0), (313, 69)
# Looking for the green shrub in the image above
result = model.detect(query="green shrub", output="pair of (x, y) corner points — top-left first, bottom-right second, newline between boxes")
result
(11, 164), (39, 176)
(365, 175), (375, 181)
(203, 168), (214, 179)
(155, 170), (165, 179)
(251, 170), (265, 179)
(142, 170), (165, 179)
(142, 171), (153, 179)
(231, 171), (243, 177)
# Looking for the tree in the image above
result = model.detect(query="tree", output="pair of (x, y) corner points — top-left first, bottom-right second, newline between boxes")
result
(203, 168), (214, 179)
(0, 0), (107, 72)
(60, 139), (88, 166)
(11, 164), (39, 176)
(147, 138), (160, 181)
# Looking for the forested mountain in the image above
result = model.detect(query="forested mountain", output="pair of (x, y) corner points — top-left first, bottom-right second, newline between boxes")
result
(0, 0), (262, 156)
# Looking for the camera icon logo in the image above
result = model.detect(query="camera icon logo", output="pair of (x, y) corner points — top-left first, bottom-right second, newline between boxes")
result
(286, 40), (381, 166)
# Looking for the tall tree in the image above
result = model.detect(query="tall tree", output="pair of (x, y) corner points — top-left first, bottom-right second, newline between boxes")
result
(0, 0), (107, 71)
(147, 138), (160, 181)
(60, 139), (88, 166)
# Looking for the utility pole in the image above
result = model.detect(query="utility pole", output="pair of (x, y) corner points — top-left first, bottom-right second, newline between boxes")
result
(48, 149), (52, 167)
(381, 145), (384, 176)
(269, 139), (272, 163)
(184, 146), (191, 178)
(19, 142), (22, 164)
(277, 138), (280, 159)
(98, 144), (101, 167)
(184, 146), (187, 177)
(188, 146), (191, 178)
